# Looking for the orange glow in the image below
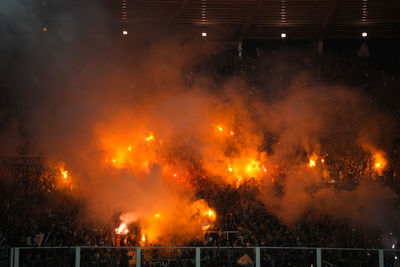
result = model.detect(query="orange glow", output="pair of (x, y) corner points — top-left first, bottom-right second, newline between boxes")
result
(145, 133), (154, 141)
(115, 223), (129, 235)
(192, 200), (216, 222)
(173, 173), (177, 177)
(373, 152), (386, 173)
(205, 208), (216, 221)
(228, 167), (233, 172)
(245, 159), (261, 175)
(308, 153), (318, 167)
(128, 146), (132, 151)
(60, 169), (68, 179)
(208, 209), (213, 217)
(217, 125), (223, 132)
(142, 234), (146, 242)
(202, 224), (211, 231)
(230, 131), (234, 136)
(155, 213), (160, 218)
(115, 212), (137, 235)
(236, 177), (242, 188)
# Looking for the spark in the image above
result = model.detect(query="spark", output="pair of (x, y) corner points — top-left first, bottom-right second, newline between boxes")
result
(217, 125), (223, 132)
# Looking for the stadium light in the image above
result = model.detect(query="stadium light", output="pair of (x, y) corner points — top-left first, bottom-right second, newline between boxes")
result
(362, 32), (368, 37)
(281, 33), (286, 38)
(122, 30), (128, 35)
(202, 32), (207, 37)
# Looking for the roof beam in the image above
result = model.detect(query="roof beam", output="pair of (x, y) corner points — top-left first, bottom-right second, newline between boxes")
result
(319, 0), (341, 40)
(237, 0), (264, 41)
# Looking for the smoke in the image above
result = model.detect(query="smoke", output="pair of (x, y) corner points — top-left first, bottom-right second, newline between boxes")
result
(257, 77), (398, 230)
(1, 0), (399, 244)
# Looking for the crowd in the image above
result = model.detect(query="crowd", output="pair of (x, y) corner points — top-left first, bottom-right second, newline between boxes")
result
(0, 148), (400, 267)
(1, 44), (400, 267)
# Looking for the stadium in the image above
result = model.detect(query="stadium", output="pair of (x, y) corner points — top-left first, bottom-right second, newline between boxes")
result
(1, 0), (400, 266)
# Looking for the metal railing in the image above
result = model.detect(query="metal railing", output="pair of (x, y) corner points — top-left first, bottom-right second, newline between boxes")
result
(7, 246), (400, 267)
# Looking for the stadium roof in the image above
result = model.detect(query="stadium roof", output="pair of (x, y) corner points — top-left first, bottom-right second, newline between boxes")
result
(109, 0), (400, 41)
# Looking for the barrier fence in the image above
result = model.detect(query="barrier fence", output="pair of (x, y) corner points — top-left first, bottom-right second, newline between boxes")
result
(6, 246), (400, 267)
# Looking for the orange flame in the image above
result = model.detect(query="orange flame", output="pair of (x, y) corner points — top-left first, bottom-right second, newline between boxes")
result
(115, 223), (129, 235)
(115, 212), (137, 235)
(373, 152), (387, 175)
(204, 208), (216, 221)
(309, 153), (318, 167)
(60, 169), (68, 179)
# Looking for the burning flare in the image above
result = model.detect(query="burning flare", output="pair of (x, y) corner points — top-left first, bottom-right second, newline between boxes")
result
(60, 169), (68, 179)
(309, 153), (318, 167)
(373, 152), (387, 176)
(115, 212), (137, 235)
(145, 133), (154, 141)
(115, 223), (129, 235)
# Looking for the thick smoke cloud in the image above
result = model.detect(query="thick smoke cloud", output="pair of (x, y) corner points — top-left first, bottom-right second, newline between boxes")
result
(1, 0), (399, 244)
